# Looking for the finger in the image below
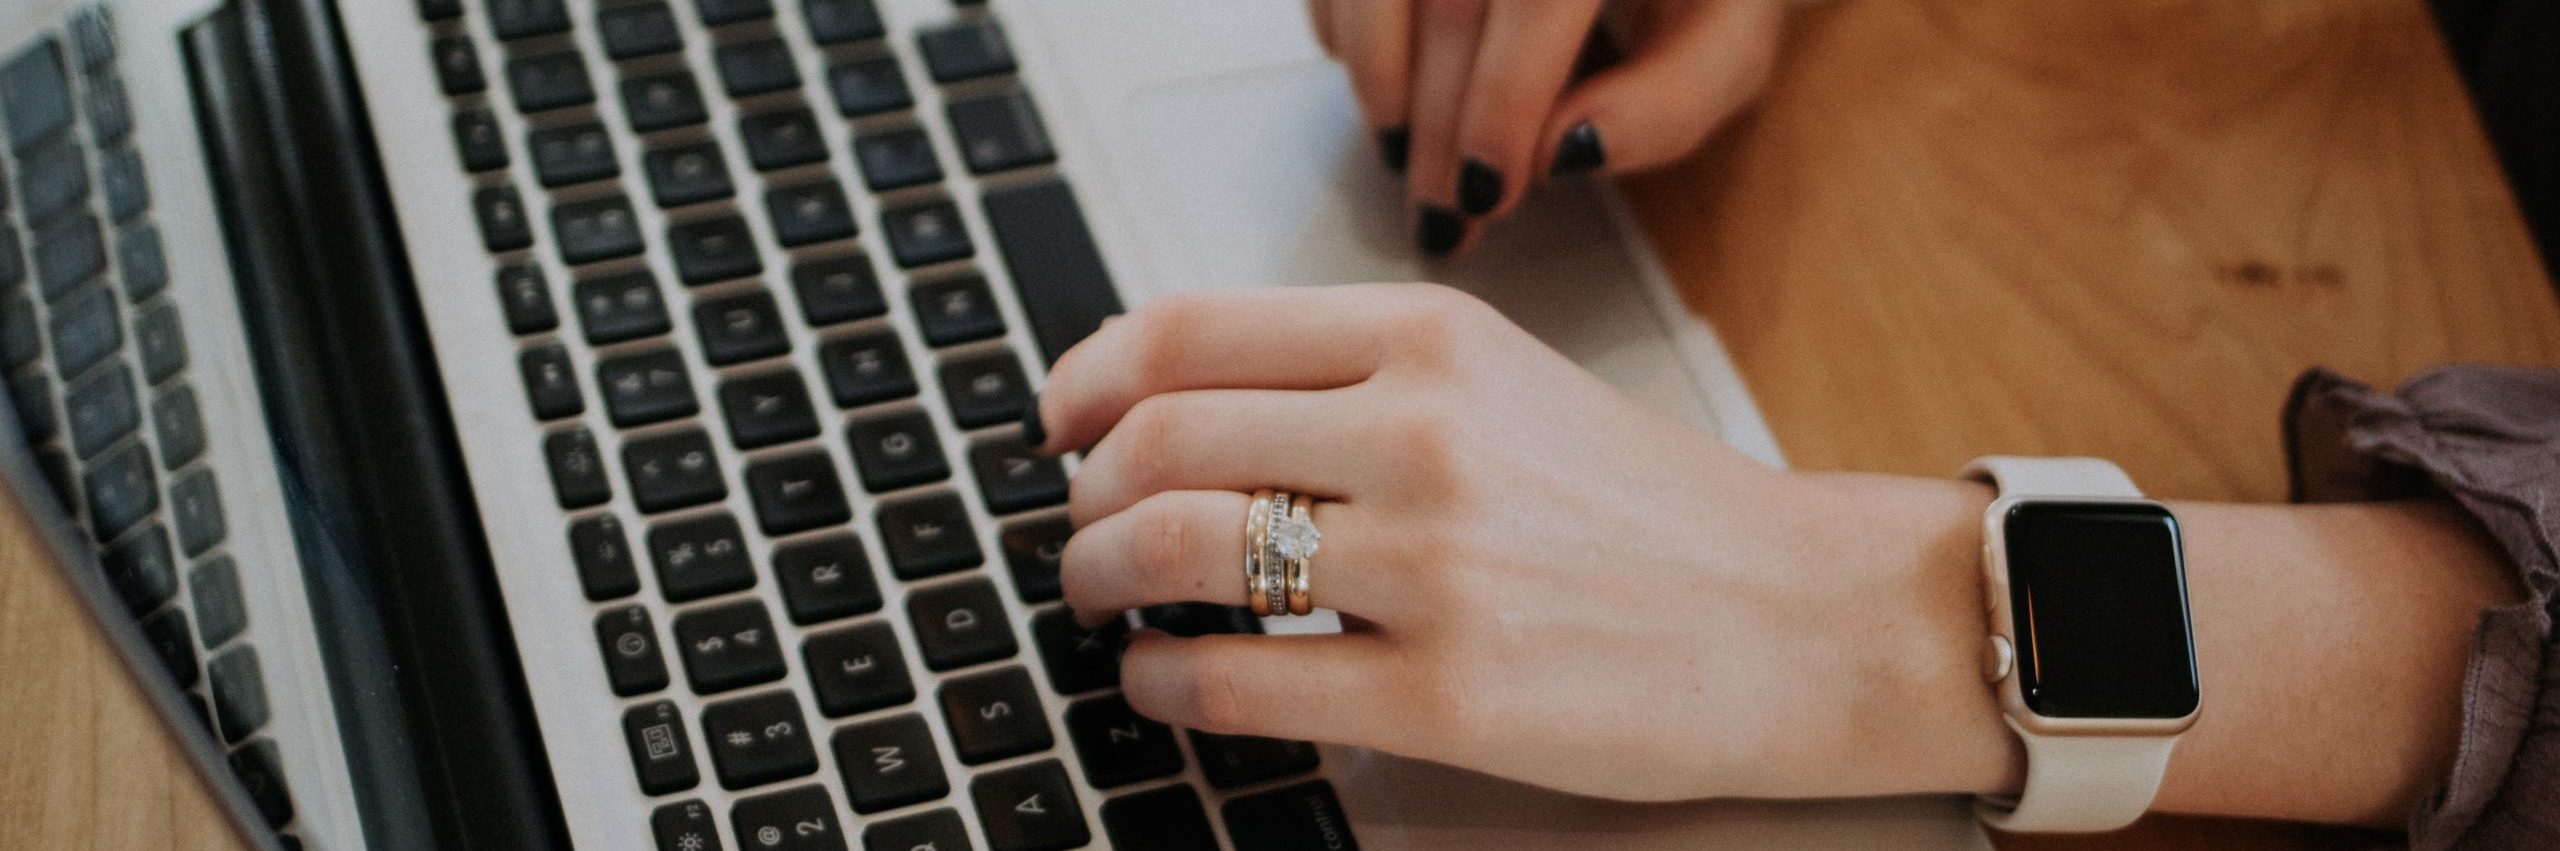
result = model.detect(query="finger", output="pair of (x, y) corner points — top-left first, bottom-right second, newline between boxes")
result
(1067, 389), (1377, 527)
(1034, 285), (1443, 454)
(1306, 0), (1338, 57)
(1062, 491), (1403, 624)
(1539, 0), (1782, 178)
(1403, 0), (1488, 257)
(1330, 0), (1417, 170)
(1121, 631), (1410, 746)
(1455, 0), (1605, 219)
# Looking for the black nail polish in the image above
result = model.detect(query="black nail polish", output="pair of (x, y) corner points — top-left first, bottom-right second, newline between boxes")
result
(1550, 121), (1606, 177)
(1416, 206), (1464, 257)
(1020, 394), (1047, 449)
(1376, 126), (1410, 174)
(1458, 158), (1504, 216)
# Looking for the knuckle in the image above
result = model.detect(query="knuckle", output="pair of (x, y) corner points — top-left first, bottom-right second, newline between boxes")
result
(1127, 297), (1206, 385)
(1176, 655), (1254, 733)
(1133, 497), (1202, 592)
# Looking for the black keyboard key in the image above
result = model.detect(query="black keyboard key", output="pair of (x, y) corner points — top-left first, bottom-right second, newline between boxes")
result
(804, 621), (909, 716)
(720, 369), (820, 449)
(940, 667), (1049, 763)
(117, 224), (167, 302)
(998, 516), (1067, 603)
(715, 39), (800, 98)
(984, 180), (1123, 364)
(625, 429), (727, 513)
(1103, 786), (1216, 851)
(230, 740), (296, 828)
(554, 195), (646, 264)
(644, 141), (734, 207)
(0, 297), (31, 380)
(1030, 607), (1121, 694)
(99, 147), (147, 221)
(806, 0), (885, 44)
(474, 185), (536, 252)
(832, 714), (948, 813)
(65, 362), (138, 459)
(653, 800), (723, 851)
(696, 289), (790, 365)
(454, 110), (509, 173)
(1140, 603), (1261, 638)
(544, 427), (613, 508)
(746, 450), (851, 536)
(20, 140), (87, 225)
(970, 436), (1066, 515)
(864, 809), (967, 851)
(1192, 732), (1320, 789)
(34, 446), (74, 506)
(876, 492), (980, 579)
(169, 467), (226, 556)
(767, 180), (857, 247)
(938, 349), (1029, 430)
(598, 604), (673, 695)
(2, 38), (73, 150)
(0, 229), (22, 290)
(970, 760), (1089, 851)
(520, 344), (586, 420)
(730, 786), (846, 851)
(508, 52), (595, 113)
(134, 301), (187, 384)
(489, 265), (556, 336)
(530, 122), (621, 187)
(623, 71), (709, 132)
(826, 56), (911, 118)
(432, 35), (486, 95)
(881, 199), (973, 268)
(775, 533), (882, 626)
(190, 555), (249, 647)
(488, 0), (572, 40)
(648, 512), (756, 600)
(791, 255), (884, 326)
(854, 124), (941, 192)
(601, 3), (686, 60)
(102, 523), (177, 613)
(70, 8), (118, 72)
(910, 576), (1016, 672)
(33, 212), (104, 299)
(912, 275), (1004, 347)
(82, 441), (157, 540)
(677, 600), (787, 694)
(574, 270), (671, 344)
(598, 348), (699, 427)
(845, 409), (947, 492)
(947, 89), (1054, 175)
(1067, 694), (1183, 788)
(919, 20), (1017, 84)
(669, 216), (762, 285)
(1223, 781), (1357, 851)
(696, 0), (775, 26)
(623, 699), (702, 793)
(419, 0), (463, 19)
(816, 331), (914, 408)
(207, 645), (269, 741)
(86, 78), (133, 147)
(569, 514), (642, 600)
(702, 690), (818, 789)
(11, 371), (56, 443)
(739, 106), (829, 171)
(152, 385), (205, 468)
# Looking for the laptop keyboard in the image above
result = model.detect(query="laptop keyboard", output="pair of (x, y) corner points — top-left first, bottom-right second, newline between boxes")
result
(0, 7), (301, 842)
(420, 1), (1352, 849)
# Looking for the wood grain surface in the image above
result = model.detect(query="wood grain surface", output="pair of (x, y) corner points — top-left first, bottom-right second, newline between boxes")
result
(2, 0), (2552, 848)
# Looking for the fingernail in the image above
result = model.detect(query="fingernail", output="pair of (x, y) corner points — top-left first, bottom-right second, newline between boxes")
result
(1458, 158), (1504, 216)
(1550, 121), (1606, 177)
(1021, 394), (1047, 450)
(1416, 206), (1464, 257)
(1376, 126), (1410, 173)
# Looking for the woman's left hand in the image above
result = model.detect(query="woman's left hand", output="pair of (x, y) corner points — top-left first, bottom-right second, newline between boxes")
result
(1032, 283), (2018, 802)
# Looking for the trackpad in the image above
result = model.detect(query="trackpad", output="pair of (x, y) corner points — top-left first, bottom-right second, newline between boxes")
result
(1102, 61), (1721, 433)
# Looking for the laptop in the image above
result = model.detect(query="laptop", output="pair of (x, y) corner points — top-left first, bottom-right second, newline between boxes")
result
(0, 0), (1990, 847)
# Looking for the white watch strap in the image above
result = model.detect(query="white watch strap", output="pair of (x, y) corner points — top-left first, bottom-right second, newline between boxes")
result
(1962, 456), (2173, 833)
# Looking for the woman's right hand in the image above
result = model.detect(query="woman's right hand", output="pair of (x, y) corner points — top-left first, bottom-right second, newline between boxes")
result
(1306, 0), (1786, 256)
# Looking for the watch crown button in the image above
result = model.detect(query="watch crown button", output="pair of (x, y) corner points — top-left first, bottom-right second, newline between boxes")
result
(1982, 634), (2015, 683)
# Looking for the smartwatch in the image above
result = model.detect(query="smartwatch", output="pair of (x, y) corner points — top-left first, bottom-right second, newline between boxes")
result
(1963, 457), (2199, 833)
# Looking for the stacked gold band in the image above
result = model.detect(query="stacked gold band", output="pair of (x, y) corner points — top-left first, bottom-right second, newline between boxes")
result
(1243, 490), (1320, 617)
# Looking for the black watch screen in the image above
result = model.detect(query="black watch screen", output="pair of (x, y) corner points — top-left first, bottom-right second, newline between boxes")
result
(2004, 501), (2199, 719)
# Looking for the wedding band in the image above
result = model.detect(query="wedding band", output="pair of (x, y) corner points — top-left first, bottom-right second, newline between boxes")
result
(1244, 489), (1277, 616)
(1262, 492), (1292, 616)
(1272, 494), (1322, 617)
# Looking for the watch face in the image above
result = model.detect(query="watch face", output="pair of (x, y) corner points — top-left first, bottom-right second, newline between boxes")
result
(2004, 501), (2199, 719)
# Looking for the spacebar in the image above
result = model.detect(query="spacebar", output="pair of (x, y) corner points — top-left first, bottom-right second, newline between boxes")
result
(983, 179), (1125, 365)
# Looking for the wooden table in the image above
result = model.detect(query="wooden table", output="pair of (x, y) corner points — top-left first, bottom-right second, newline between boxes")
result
(6, 0), (2555, 847)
